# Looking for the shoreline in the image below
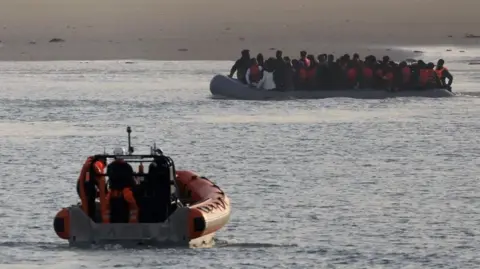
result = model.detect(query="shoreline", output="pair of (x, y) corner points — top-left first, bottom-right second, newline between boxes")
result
(0, 38), (478, 62)
(1, 0), (479, 62)
(0, 42), (471, 62)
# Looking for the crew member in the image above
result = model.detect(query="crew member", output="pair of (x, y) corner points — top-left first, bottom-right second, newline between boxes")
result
(103, 151), (138, 223)
(77, 155), (107, 222)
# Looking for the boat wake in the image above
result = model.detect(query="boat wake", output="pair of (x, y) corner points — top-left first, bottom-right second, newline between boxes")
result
(214, 238), (298, 248)
(456, 91), (480, 97)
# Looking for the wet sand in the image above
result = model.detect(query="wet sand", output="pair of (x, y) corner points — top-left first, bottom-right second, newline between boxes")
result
(0, 0), (479, 61)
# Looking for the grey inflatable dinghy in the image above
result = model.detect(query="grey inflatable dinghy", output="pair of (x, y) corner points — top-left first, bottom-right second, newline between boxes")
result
(209, 74), (455, 100)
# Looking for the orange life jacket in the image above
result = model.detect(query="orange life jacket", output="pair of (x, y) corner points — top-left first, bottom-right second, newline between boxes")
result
(419, 69), (436, 85)
(434, 67), (447, 80)
(306, 67), (316, 81)
(78, 157), (106, 217)
(362, 67), (373, 79)
(384, 72), (394, 81)
(103, 188), (138, 223)
(249, 64), (261, 83)
(298, 67), (307, 82)
(401, 66), (411, 83)
(347, 68), (357, 82)
(301, 58), (311, 68)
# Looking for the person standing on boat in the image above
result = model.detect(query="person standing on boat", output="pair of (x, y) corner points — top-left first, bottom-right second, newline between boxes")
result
(228, 49), (251, 84)
(299, 51), (310, 68)
(274, 50), (287, 90)
(245, 58), (263, 86)
(76, 156), (107, 222)
(103, 150), (139, 223)
(256, 58), (277, 91)
(435, 59), (453, 91)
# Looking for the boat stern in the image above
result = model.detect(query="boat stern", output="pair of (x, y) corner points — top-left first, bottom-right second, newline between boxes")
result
(57, 205), (214, 247)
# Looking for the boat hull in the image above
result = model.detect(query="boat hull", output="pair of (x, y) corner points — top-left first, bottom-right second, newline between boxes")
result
(209, 74), (455, 100)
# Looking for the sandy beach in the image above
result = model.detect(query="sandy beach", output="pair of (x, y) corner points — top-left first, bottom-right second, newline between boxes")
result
(0, 0), (479, 61)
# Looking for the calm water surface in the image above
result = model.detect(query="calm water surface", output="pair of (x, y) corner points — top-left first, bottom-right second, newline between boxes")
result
(0, 47), (479, 268)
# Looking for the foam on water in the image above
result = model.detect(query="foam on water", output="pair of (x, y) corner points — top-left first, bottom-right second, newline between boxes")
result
(0, 48), (479, 268)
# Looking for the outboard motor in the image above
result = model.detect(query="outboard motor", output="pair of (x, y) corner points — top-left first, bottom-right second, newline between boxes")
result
(138, 155), (177, 223)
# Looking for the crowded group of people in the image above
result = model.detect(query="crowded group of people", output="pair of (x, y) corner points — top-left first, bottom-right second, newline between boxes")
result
(228, 49), (454, 92)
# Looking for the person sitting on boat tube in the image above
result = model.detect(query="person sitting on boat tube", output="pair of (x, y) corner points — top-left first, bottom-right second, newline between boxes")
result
(228, 49), (251, 84)
(256, 58), (277, 91)
(103, 150), (139, 223)
(418, 62), (440, 89)
(245, 58), (263, 86)
(76, 155), (107, 222)
(435, 59), (453, 91)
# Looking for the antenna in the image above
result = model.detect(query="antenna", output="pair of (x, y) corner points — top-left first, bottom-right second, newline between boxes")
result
(126, 126), (134, 155)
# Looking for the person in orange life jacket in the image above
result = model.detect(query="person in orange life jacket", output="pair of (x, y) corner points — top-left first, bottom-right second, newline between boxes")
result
(245, 58), (263, 86)
(305, 54), (317, 89)
(398, 61), (411, 89)
(351, 53), (363, 88)
(381, 65), (395, 89)
(410, 60), (425, 88)
(103, 157), (138, 223)
(228, 49), (251, 84)
(76, 156), (107, 221)
(435, 59), (453, 91)
(346, 62), (359, 88)
(299, 50), (310, 68)
(360, 56), (375, 88)
(292, 59), (307, 90)
(418, 62), (438, 89)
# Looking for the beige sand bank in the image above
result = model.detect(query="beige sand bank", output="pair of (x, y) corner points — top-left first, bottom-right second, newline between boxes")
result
(0, 0), (479, 61)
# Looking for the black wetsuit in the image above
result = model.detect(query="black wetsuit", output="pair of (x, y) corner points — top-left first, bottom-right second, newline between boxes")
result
(229, 57), (250, 84)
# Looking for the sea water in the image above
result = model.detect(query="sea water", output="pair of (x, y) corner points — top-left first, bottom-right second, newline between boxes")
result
(0, 46), (479, 268)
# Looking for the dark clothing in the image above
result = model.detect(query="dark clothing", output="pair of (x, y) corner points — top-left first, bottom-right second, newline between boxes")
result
(76, 180), (97, 221)
(316, 63), (328, 89)
(136, 157), (175, 223)
(109, 191), (131, 223)
(325, 62), (340, 89)
(283, 64), (295, 91)
(229, 57), (250, 83)
(107, 159), (135, 190)
(273, 57), (287, 89)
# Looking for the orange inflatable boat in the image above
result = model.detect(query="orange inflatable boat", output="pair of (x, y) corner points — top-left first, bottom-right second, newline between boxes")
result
(53, 127), (231, 247)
